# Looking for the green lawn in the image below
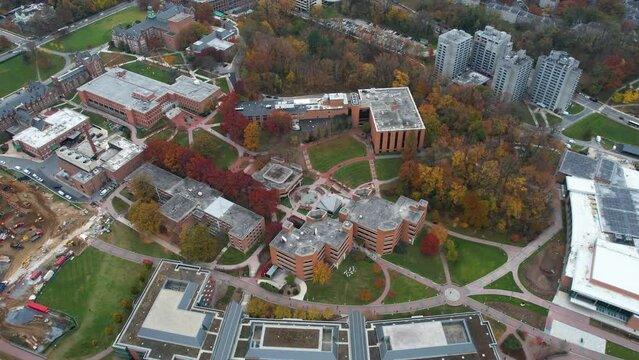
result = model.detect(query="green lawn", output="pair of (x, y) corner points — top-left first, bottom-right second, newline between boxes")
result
(384, 241), (446, 284)
(567, 103), (584, 115)
(308, 136), (366, 172)
(44, 8), (146, 52)
(333, 161), (372, 188)
(111, 197), (129, 214)
(192, 130), (238, 169)
(146, 128), (174, 142)
(172, 130), (189, 147)
(100, 220), (179, 259)
(98, 52), (136, 67)
(215, 77), (230, 93)
(305, 256), (385, 305)
(606, 341), (639, 359)
(136, 118), (167, 138)
(211, 112), (223, 124)
(281, 197), (292, 208)
(0, 51), (65, 97)
(469, 294), (549, 317)
(217, 242), (260, 265)
(37, 248), (146, 359)
(83, 110), (112, 133)
(121, 61), (177, 84)
(120, 188), (135, 202)
(485, 272), (522, 293)
(448, 238), (508, 285)
(382, 270), (438, 304)
(375, 157), (402, 180)
(562, 113), (639, 146)
(546, 113), (562, 126)
(301, 177), (315, 186)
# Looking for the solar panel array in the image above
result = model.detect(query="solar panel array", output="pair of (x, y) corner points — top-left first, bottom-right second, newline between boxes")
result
(596, 183), (639, 238)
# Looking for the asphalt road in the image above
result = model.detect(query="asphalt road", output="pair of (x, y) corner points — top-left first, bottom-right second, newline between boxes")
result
(0, 155), (88, 202)
(573, 93), (639, 125)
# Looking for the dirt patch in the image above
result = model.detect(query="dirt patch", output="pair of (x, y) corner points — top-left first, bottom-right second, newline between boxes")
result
(262, 327), (319, 349)
(487, 302), (546, 330)
(520, 234), (566, 300)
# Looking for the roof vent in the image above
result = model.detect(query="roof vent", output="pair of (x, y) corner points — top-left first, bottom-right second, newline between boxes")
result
(197, 191), (203, 196)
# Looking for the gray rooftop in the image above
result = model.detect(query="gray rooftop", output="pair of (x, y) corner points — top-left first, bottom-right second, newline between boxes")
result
(252, 159), (304, 192)
(0, 82), (48, 119)
(557, 150), (627, 186)
(206, 199), (263, 240)
(341, 196), (427, 232)
(78, 68), (219, 113)
(542, 50), (580, 69)
(160, 194), (198, 222)
(126, 162), (183, 192)
(271, 210), (351, 257)
(452, 70), (490, 87)
(439, 29), (472, 44)
(210, 302), (243, 360)
(358, 88), (424, 132)
(191, 27), (235, 53)
(101, 135), (145, 172)
(348, 311), (367, 360)
(112, 4), (193, 39)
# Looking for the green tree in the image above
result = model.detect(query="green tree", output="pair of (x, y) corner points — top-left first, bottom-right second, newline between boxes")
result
(130, 174), (155, 202)
(179, 224), (219, 262)
(128, 201), (162, 234)
(112, 312), (123, 323)
(443, 238), (458, 263)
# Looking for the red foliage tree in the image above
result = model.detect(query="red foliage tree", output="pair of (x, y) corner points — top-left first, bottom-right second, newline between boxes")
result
(420, 233), (440, 256)
(221, 110), (250, 143)
(263, 110), (292, 137)
(265, 222), (283, 245)
(248, 187), (279, 218)
(374, 278), (384, 290)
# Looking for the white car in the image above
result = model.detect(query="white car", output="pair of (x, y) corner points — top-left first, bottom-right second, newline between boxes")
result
(23, 169), (31, 175)
(14, 165), (21, 171)
(57, 190), (65, 196)
(0, 160), (5, 164)
(99, 189), (108, 196)
(64, 195), (72, 200)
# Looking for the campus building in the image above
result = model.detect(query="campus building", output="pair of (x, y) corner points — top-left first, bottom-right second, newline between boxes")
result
(51, 51), (105, 96)
(470, 26), (513, 77)
(12, 109), (93, 159)
(112, 4), (195, 55)
(56, 134), (145, 195)
(190, 25), (238, 61)
(296, 0), (321, 12)
(114, 259), (500, 360)
(192, 0), (254, 13)
(530, 50), (582, 112)
(354, 87), (426, 154)
(77, 68), (222, 129)
(0, 82), (59, 132)
(126, 163), (265, 253)
(435, 29), (473, 80)
(239, 93), (352, 124)
(557, 150), (639, 332)
(270, 209), (354, 280)
(339, 195), (428, 255)
(251, 157), (303, 198)
(492, 50), (533, 102)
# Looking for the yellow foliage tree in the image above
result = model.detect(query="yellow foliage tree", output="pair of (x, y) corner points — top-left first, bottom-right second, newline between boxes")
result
(392, 69), (410, 87)
(129, 201), (162, 234)
(243, 121), (261, 150)
(430, 224), (448, 243)
(312, 261), (332, 285)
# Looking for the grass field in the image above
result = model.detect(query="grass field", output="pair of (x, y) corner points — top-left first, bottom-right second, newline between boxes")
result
(215, 77), (230, 93)
(146, 129), (174, 143)
(567, 103), (584, 114)
(546, 113), (562, 126)
(375, 157), (402, 180)
(333, 161), (372, 188)
(485, 272), (522, 293)
(172, 130), (189, 147)
(384, 240), (446, 284)
(98, 52), (136, 67)
(136, 118), (167, 138)
(305, 256), (384, 305)
(37, 248), (146, 359)
(121, 61), (177, 84)
(44, 8), (146, 52)
(0, 51), (65, 97)
(82, 110), (112, 133)
(111, 197), (129, 214)
(448, 238), (508, 285)
(192, 130), (238, 169)
(308, 135), (366, 172)
(469, 294), (549, 316)
(301, 177), (315, 186)
(217, 242), (260, 265)
(606, 341), (639, 359)
(100, 220), (179, 259)
(562, 113), (639, 146)
(382, 271), (438, 304)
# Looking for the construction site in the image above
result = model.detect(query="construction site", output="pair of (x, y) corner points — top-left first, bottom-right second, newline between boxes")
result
(0, 171), (93, 353)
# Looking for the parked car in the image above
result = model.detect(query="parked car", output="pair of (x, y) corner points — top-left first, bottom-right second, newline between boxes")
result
(57, 191), (65, 196)
(10, 243), (24, 249)
(64, 195), (72, 200)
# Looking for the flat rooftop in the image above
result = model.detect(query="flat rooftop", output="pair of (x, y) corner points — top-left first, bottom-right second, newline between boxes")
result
(252, 159), (303, 192)
(203, 197), (263, 240)
(453, 71), (490, 87)
(439, 29), (472, 44)
(126, 163), (183, 193)
(13, 109), (88, 149)
(101, 135), (144, 173)
(358, 88), (424, 132)
(341, 196), (427, 232)
(78, 68), (219, 113)
(271, 210), (351, 257)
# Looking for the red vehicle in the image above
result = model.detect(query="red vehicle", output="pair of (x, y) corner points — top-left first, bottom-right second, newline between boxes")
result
(54, 256), (66, 267)
(26, 301), (48, 314)
(30, 271), (42, 281)
(142, 258), (153, 265)
(14, 222), (24, 229)
(259, 260), (272, 278)
(34, 229), (43, 236)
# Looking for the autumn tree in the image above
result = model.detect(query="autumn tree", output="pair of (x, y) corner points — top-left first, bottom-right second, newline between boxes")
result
(179, 224), (219, 262)
(129, 201), (162, 234)
(359, 289), (372, 302)
(322, 307), (334, 320)
(392, 69), (409, 87)
(244, 121), (261, 150)
(248, 187), (279, 217)
(221, 110), (250, 143)
(420, 233), (439, 256)
(175, 22), (210, 50)
(273, 305), (292, 319)
(307, 307), (321, 320)
(265, 222), (283, 244)
(194, 2), (214, 23)
(312, 261), (332, 285)
(374, 278), (385, 289)
(443, 238), (458, 263)
(247, 298), (273, 317)
(263, 110), (292, 136)
(130, 174), (155, 202)
(430, 224), (448, 244)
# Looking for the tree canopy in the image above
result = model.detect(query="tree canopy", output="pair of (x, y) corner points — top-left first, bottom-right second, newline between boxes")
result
(179, 224), (218, 262)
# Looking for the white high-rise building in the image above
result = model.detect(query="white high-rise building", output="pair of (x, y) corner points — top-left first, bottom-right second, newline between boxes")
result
(470, 26), (513, 76)
(530, 50), (582, 112)
(435, 29), (473, 80)
(492, 50), (533, 102)
(296, 0), (321, 12)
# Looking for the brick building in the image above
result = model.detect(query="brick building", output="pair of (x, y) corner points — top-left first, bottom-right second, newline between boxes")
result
(51, 51), (105, 96)
(112, 5), (195, 55)
(126, 163), (265, 253)
(270, 209), (354, 280)
(0, 82), (59, 132)
(339, 195), (428, 255)
(251, 157), (303, 198)
(12, 109), (93, 159)
(77, 68), (222, 129)
(192, 0), (254, 13)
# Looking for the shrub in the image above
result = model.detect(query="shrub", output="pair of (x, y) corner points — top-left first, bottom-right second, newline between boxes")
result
(420, 233), (439, 256)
